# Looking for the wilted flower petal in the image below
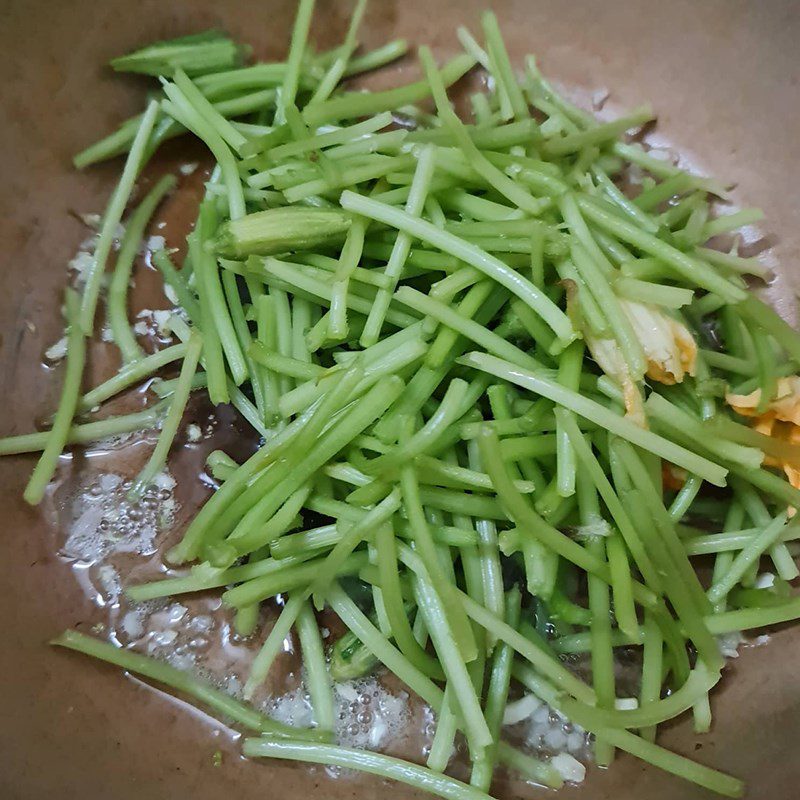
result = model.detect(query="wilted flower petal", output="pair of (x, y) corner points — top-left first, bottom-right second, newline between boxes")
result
(619, 299), (697, 385)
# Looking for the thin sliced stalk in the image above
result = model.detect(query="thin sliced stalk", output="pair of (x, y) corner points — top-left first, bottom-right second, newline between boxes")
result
(326, 582), (444, 710)
(514, 664), (742, 797)
(234, 602), (260, 637)
(191, 206), (229, 404)
(471, 587), (521, 792)
(606, 532), (638, 640)
(645, 393), (762, 471)
(639, 612), (663, 742)
(747, 319), (778, 413)
(705, 415), (800, 467)
(426, 282), (495, 368)
(227, 381), (270, 437)
(396, 286), (541, 372)
(705, 597), (800, 634)
(481, 12), (529, 120)
(306, 0), (367, 106)
(615, 277), (694, 309)
(296, 600), (334, 732)
(80, 101), (159, 333)
(127, 552), (318, 603)
(291, 296), (313, 363)
(275, 0), (315, 124)
(683, 525), (800, 557)
(592, 165), (659, 233)
(343, 39), (409, 76)
(478, 425), (616, 579)
(542, 105), (654, 156)
(570, 239), (646, 377)
(366, 379), (470, 475)
(248, 344), (325, 381)
(269, 523), (338, 558)
(707, 513), (788, 603)
(701, 349), (754, 376)
(420, 48), (547, 217)
(196, 204), (248, 386)
(427, 686), (459, 771)
(696, 246), (771, 279)
(416, 454), (535, 494)
(562, 664), (718, 731)
(108, 175), (176, 363)
(161, 92), (245, 220)
(151, 249), (200, 322)
(361, 145), (436, 347)
(462, 352), (728, 487)
(576, 194), (745, 303)
(270, 288), (293, 396)
(375, 525), (445, 680)
(235, 378), (404, 549)
(400, 450), (478, 663)
(0, 404), (165, 456)
(244, 593), (305, 699)
(411, 571), (493, 755)
(463, 26), (513, 117)
(303, 52), (476, 126)
(464, 440), (507, 635)
(24, 290), (86, 505)
(243, 739), (495, 800)
(585, 529), (616, 765)
(551, 628), (644, 654)
(496, 742), (563, 789)
(634, 173), (695, 210)
(555, 342), (583, 497)
(79, 341), (188, 411)
(668, 474), (703, 521)
(270, 112), (393, 160)
(172, 69), (248, 153)
(53, 630), (324, 741)
(701, 208), (764, 240)
(129, 331), (202, 498)
(309, 491), (402, 602)
(256, 295), (283, 419)
(329, 217), (367, 340)
(222, 271), (267, 422)
(340, 192), (574, 343)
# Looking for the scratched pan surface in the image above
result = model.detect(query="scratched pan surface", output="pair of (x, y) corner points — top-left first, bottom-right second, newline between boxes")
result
(1, 1), (800, 798)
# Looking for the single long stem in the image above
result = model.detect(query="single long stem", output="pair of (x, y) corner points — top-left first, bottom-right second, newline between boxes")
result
(24, 290), (86, 505)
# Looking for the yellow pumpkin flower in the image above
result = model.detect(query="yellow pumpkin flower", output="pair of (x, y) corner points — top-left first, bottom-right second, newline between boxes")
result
(726, 376), (800, 496)
(584, 299), (697, 425)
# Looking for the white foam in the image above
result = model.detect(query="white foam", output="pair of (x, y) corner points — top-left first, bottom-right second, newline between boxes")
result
(271, 677), (410, 750)
(62, 470), (177, 563)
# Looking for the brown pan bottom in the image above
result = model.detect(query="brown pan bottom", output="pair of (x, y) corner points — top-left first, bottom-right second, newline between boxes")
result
(1, 1), (800, 798)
